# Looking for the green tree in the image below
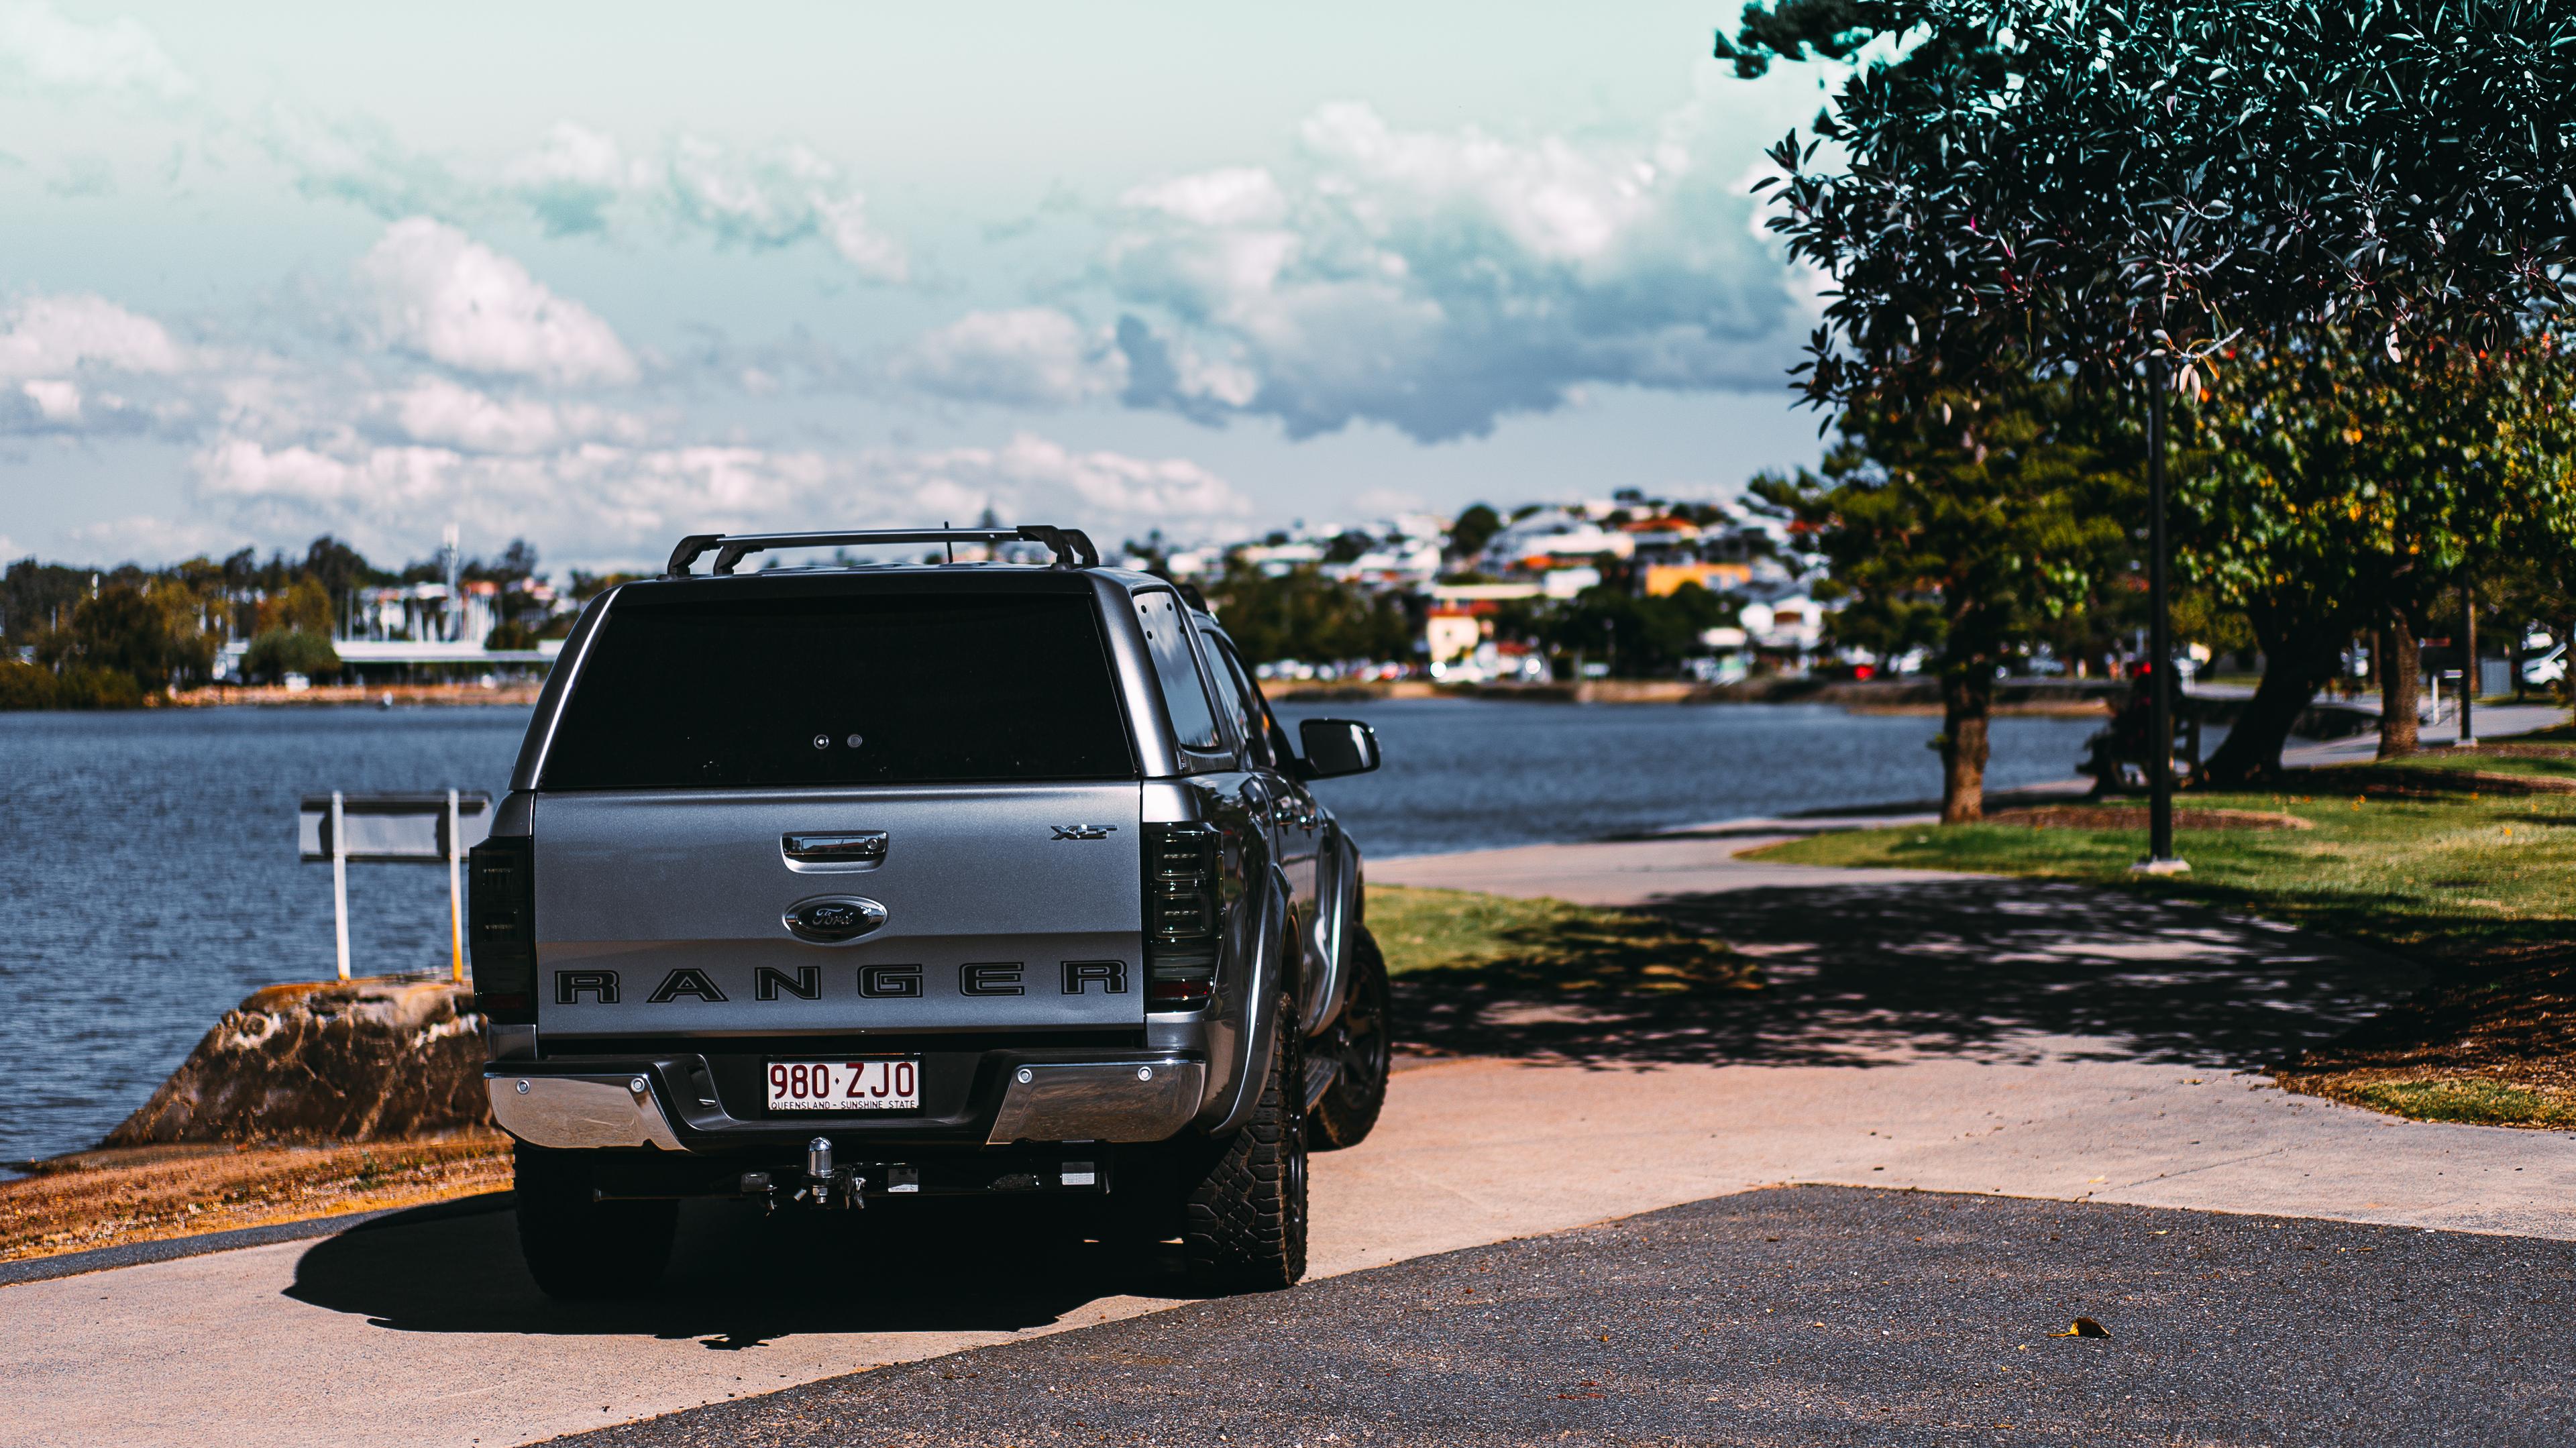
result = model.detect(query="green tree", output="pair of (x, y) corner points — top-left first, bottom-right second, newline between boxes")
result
(2180, 330), (2576, 774)
(242, 628), (342, 683)
(2, 559), (91, 647)
(1446, 504), (1504, 563)
(1721, 0), (2576, 407)
(1202, 561), (1414, 666)
(257, 575), (334, 636)
(45, 584), (215, 693)
(1547, 583), (1737, 678)
(1721, 0), (2576, 815)
(1753, 384), (2135, 821)
(301, 535), (382, 608)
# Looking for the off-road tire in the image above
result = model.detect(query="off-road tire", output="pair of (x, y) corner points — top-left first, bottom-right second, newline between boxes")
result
(1179, 995), (1308, 1292)
(1308, 926), (1391, 1150)
(513, 1144), (677, 1300)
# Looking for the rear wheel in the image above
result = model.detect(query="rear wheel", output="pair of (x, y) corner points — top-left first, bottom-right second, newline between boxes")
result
(513, 1145), (677, 1300)
(1308, 926), (1391, 1150)
(1179, 996), (1308, 1292)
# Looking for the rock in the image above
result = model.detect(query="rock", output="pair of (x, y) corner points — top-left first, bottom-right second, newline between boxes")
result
(103, 979), (492, 1147)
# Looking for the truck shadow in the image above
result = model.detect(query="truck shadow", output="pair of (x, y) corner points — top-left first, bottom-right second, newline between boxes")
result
(1393, 877), (2425, 1070)
(286, 1194), (1186, 1341)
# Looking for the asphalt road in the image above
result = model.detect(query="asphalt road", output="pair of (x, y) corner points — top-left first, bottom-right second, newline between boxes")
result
(541, 1183), (2576, 1448)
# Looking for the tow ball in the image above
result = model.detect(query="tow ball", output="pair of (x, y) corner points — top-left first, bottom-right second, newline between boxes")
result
(794, 1135), (865, 1210)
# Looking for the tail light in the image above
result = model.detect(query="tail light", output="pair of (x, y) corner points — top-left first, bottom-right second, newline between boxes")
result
(469, 836), (537, 1023)
(1143, 823), (1220, 1009)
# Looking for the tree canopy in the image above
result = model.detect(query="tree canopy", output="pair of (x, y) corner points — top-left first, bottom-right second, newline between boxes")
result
(1722, 0), (2576, 404)
(2180, 327), (2576, 773)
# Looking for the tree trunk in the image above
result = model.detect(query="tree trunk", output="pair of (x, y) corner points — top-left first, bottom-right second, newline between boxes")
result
(1939, 665), (1994, 824)
(2377, 618), (2422, 758)
(2202, 606), (2345, 784)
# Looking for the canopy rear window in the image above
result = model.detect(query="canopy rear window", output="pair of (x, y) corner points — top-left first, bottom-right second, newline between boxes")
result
(542, 590), (1136, 789)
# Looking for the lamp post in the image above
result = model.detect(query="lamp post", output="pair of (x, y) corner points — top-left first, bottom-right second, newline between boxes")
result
(2135, 354), (2187, 875)
(2459, 579), (2478, 748)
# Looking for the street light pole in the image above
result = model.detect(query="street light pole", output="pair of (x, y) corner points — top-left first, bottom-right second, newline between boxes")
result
(2459, 578), (2478, 748)
(2137, 353), (2187, 875)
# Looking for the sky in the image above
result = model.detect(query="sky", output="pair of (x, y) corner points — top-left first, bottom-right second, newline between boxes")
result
(0, 1), (1843, 573)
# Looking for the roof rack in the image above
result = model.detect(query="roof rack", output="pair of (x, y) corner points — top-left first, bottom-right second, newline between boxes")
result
(664, 525), (1100, 578)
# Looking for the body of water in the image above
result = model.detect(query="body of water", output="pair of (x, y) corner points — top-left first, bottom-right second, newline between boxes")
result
(1285, 698), (2102, 858)
(0, 698), (2102, 1163)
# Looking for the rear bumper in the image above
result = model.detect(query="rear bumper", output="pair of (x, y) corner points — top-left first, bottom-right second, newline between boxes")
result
(488, 1071), (686, 1150)
(486, 1052), (1205, 1154)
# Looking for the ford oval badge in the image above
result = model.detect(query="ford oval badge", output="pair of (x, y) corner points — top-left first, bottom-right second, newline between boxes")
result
(784, 895), (888, 944)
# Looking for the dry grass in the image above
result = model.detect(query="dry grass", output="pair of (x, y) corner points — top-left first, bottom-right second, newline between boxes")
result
(1, 1131), (512, 1263)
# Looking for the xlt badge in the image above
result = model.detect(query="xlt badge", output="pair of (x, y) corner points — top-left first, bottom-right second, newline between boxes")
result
(1050, 825), (1116, 840)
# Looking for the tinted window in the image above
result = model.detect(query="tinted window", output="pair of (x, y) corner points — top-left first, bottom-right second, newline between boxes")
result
(543, 590), (1135, 788)
(1205, 634), (1279, 769)
(1135, 592), (1224, 751)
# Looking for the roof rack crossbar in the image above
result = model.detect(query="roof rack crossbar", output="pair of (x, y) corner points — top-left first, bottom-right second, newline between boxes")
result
(664, 525), (1099, 578)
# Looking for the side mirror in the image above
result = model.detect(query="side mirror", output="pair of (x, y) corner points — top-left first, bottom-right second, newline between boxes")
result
(1296, 718), (1381, 779)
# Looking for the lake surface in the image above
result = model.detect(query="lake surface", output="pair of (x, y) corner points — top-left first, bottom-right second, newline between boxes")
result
(0, 700), (2102, 1164)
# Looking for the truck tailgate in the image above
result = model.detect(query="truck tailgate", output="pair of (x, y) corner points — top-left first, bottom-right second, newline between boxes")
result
(533, 783), (1144, 1040)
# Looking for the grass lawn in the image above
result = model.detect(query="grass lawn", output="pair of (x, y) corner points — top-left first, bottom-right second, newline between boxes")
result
(1366, 884), (1754, 989)
(1363, 884), (1757, 1061)
(1748, 748), (2576, 1125)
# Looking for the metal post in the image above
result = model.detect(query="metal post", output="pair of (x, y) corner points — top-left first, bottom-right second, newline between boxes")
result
(329, 789), (352, 980)
(2136, 354), (2186, 875)
(447, 788), (466, 985)
(2459, 579), (2477, 747)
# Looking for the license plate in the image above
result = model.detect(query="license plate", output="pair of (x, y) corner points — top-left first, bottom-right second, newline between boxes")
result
(765, 1058), (920, 1111)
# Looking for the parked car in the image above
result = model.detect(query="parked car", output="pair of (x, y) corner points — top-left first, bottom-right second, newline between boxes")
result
(471, 524), (1390, 1297)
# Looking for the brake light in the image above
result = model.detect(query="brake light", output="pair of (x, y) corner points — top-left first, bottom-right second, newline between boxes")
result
(1143, 823), (1220, 1009)
(468, 836), (537, 1023)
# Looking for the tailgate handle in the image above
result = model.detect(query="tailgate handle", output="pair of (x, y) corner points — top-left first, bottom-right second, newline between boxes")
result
(782, 831), (889, 865)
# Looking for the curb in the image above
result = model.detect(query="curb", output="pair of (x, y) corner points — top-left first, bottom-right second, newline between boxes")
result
(0, 1190), (512, 1288)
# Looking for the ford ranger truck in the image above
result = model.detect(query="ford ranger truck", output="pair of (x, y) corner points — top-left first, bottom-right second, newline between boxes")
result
(470, 525), (1389, 1298)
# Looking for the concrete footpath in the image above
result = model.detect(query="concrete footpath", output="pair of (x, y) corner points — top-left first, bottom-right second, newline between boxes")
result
(5, 830), (2572, 1448)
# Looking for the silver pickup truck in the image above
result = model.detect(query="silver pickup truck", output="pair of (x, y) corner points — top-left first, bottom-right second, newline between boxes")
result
(470, 524), (1389, 1297)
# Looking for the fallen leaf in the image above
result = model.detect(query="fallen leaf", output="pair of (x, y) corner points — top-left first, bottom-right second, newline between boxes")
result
(2047, 1317), (2112, 1339)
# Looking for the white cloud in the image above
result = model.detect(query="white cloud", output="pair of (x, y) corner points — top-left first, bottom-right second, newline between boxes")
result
(354, 218), (639, 386)
(262, 105), (462, 219)
(499, 121), (645, 237)
(0, 294), (193, 437)
(0, 293), (186, 380)
(63, 513), (244, 561)
(1097, 98), (1806, 441)
(366, 375), (650, 455)
(20, 376), (78, 421)
(661, 137), (906, 280)
(1122, 167), (1287, 227)
(0, 1), (194, 105)
(896, 308), (1126, 408)
(266, 115), (911, 282)
(892, 433), (1250, 522)
(186, 428), (1244, 567)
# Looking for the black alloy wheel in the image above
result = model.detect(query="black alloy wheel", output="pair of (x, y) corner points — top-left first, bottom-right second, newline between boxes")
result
(1307, 925), (1391, 1150)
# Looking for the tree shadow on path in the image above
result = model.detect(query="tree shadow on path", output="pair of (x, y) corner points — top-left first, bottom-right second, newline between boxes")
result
(1393, 875), (2424, 1071)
